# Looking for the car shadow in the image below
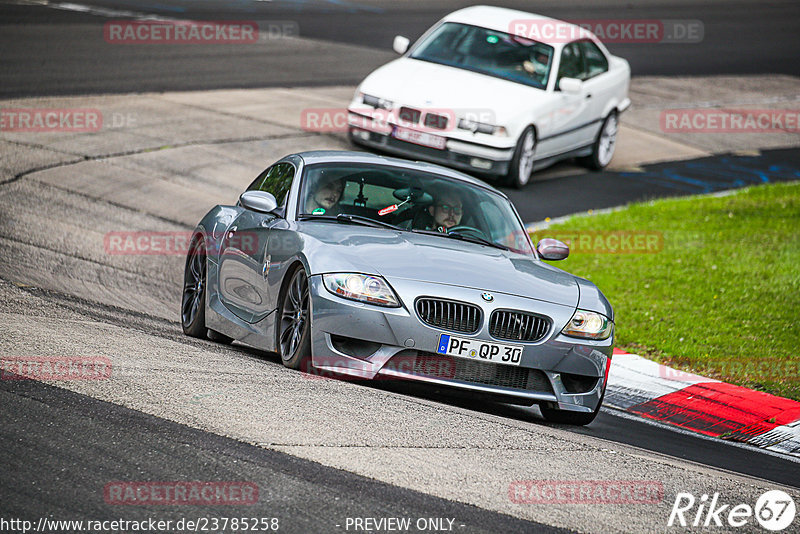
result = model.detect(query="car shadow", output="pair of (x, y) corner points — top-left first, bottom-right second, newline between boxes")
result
(226, 341), (605, 430)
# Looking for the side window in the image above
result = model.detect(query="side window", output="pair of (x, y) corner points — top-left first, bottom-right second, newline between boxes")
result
(247, 163), (295, 206)
(581, 40), (608, 79)
(556, 42), (586, 86)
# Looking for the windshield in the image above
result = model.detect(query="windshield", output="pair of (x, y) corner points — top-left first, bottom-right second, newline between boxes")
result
(299, 163), (534, 255)
(410, 22), (554, 89)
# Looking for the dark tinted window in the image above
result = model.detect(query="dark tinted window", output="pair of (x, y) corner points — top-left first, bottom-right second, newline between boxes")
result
(247, 163), (295, 205)
(581, 40), (608, 78)
(410, 22), (554, 89)
(300, 163), (534, 255)
(557, 42), (585, 85)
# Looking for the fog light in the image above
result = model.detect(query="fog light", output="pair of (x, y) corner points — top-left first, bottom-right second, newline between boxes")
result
(350, 128), (371, 141)
(470, 158), (492, 170)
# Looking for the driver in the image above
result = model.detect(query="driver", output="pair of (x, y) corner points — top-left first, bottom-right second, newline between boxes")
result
(305, 176), (344, 215)
(522, 49), (550, 81)
(427, 191), (463, 232)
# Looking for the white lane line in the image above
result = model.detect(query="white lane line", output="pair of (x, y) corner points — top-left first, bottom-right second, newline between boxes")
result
(12, 0), (180, 21)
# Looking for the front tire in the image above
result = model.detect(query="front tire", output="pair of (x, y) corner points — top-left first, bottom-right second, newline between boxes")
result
(582, 111), (618, 170)
(181, 237), (208, 338)
(505, 126), (536, 189)
(277, 266), (312, 370)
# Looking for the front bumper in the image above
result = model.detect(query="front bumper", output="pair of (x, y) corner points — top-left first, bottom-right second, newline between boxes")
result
(347, 112), (514, 177)
(308, 275), (613, 413)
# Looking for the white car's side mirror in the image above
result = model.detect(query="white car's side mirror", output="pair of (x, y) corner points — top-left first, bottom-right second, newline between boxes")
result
(393, 35), (410, 55)
(559, 77), (583, 94)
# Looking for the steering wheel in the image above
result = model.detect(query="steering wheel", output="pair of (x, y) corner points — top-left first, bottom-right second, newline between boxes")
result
(447, 225), (490, 241)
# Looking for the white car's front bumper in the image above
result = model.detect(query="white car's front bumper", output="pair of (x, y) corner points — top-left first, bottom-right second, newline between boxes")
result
(347, 110), (515, 176)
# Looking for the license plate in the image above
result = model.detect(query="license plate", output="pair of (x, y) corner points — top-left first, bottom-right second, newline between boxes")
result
(392, 126), (446, 150)
(437, 333), (523, 366)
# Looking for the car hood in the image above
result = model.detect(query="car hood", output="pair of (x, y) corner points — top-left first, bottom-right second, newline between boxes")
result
(301, 223), (578, 308)
(355, 58), (554, 124)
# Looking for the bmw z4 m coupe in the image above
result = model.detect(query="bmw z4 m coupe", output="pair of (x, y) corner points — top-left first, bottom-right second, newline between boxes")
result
(182, 151), (615, 425)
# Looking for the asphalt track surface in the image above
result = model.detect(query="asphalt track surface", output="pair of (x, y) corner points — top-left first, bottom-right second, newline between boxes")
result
(1, 374), (566, 534)
(507, 147), (800, 222)
(1, 0), (799, 97)
(2, 0), (800, 531)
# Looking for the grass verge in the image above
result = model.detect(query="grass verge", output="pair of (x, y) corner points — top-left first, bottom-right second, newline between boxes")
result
(530, 181), (800, 400)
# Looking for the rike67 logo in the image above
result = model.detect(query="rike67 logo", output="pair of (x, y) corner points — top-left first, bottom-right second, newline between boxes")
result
(668, 490), (796, 531)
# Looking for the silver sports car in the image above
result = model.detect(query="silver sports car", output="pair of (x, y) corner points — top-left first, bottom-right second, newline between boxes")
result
(182, 151), (614, 425)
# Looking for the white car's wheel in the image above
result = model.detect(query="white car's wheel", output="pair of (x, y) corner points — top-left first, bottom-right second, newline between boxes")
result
(583, 112), (618, 170)
(505, 126), (536, 189)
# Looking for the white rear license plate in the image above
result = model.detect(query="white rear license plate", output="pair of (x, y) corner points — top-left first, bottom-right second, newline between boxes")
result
(436, 333), (523, 366)
(392, 126), (446, 150)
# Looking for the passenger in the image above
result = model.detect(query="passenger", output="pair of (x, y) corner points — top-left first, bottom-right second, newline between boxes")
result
(305, 176), (344, 215)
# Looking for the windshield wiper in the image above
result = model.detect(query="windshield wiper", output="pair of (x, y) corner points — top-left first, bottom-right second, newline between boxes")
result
(297, 214), (335, 221)
(336, 214), (404, 231)
(299, 213), (404, 231)
(412, 229), (508, 251)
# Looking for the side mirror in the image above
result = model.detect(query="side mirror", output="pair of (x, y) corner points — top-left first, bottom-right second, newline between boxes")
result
(393, 35), (410, 55)
(558, 77), (583, 94)
(537, 238), (569, 261)
(239, 190), (278, 214)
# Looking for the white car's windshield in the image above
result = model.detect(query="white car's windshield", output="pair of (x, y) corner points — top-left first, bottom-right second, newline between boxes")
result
(410, 22), (554, 89)
(299, 163), (534, 255)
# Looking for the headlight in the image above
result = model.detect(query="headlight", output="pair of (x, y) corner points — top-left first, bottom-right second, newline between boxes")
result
(323, 273), (400, 307)
(362, 93), (393, 110)
(561, 310), (613, 340)
(457, 118), (508, 136)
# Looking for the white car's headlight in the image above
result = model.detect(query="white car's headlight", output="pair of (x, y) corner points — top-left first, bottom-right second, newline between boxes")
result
(457, 118), (508, 136)
(561, 310), (613, 340)
(361, 93), (394, 110)
(323, 273), (400, 307)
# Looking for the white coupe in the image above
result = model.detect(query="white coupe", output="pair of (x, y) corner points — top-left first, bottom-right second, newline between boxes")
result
(347, 6), (631, 188)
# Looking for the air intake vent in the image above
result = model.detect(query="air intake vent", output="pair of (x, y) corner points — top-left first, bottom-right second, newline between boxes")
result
(399, 106), (422, 124)
(389, 351), (553, 393)
(415, 298), (481, 334)
(424, 112), (449, 130)
(489, 310), (549, 342)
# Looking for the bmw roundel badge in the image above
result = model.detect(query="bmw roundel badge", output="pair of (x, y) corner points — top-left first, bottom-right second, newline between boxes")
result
(481, 292), (494, 302)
